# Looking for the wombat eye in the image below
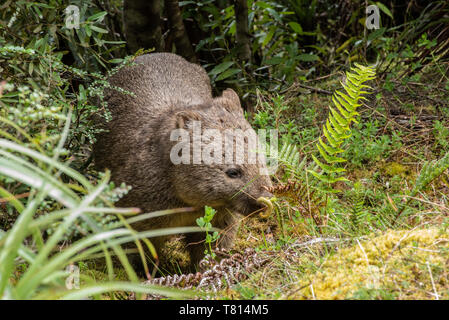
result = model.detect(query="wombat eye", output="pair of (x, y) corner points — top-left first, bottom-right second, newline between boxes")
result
(226, 168), (242, 179)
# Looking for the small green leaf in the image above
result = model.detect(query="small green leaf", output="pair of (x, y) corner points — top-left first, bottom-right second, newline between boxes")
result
(262, 26), (276, 47)
(209, 61), (234, 76)
(85, 25), (92, 37)
(264, 57), (284, 65)
(297, 54), (319, 62)
(89, 25), (108, 34)
(376, 2), (393, 19)
(288, 22), (303, 34)
(108, 58), (124, 64)
(87, 11), (108, 22)
(216, 68), (241, 81)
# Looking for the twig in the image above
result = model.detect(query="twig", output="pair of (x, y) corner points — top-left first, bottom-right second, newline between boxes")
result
(426, 261), (439, 300)
(294, 83), (332, 95)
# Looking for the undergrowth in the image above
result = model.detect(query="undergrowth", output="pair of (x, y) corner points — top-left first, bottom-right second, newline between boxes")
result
(1, 1), (448, 301)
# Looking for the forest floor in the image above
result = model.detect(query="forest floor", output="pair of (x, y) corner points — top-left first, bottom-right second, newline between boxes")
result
(213, 65), (449, 300)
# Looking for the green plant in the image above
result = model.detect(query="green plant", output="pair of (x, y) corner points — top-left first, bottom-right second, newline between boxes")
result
(196, 206), (220, 259)
(277, 143), (304, 178)
(433, 120), (449, 155)
(345, 121), (403, 167)
(0, 80), (205, 299)
(252, 94), (308, 148)
(309, 64), (376, 191)
(348, 182), (369, 230)
(181, 0), (321, 90)
(266, 64), (376, 236)
(393, 149), (449, 223)
(0, 42), (146, 172)
(0, 1), (126, 72)
(0, 137), (199, 299)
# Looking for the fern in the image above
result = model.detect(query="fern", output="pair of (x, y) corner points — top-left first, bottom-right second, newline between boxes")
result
(270, 64), (376, 231)
(349, 182), (369, 230)
(278, 143), (307, 178)
(411, 151), (449, 198)
(270, 142), (325, 225)
(265, 179), (325, 227)
(309, 64), (376, 191)
(394, 150), (449, 223)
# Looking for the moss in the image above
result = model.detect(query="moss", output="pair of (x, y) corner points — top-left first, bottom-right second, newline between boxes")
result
(289, 227), (449, 299)
(233, 215), (276, 252)
(160, 235), (191, 270)
(381, 161), (411, 177)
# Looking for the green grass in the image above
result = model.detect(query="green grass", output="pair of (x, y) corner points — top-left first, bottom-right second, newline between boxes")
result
(0, 109), (204, 299)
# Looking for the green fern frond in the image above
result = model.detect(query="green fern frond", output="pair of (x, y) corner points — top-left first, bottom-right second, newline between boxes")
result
(318, 137), (344, 155)
(349, 182), (369, 230)
(309, 170), (349, 184)
(278, 143), (305, 177)
(274, 141), (325, 199)
(311, 155), (346, 174)
(412, 151), (449, 197)
(322, 125), (341, 148)
(309, 64), (376, 192)
(316, 143), (346, 163)
(394, 150), (449, 223)
(350, 197), (367, 230)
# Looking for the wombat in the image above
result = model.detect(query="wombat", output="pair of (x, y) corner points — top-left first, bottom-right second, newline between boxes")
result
(93, 53), (273, 271)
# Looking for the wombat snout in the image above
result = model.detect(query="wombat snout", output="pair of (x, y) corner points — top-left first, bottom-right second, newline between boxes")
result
(247, 190), (274, 215)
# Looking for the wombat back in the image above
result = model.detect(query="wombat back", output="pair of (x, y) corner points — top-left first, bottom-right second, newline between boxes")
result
(106, 53), (213, 116)
(94, 53), (213, 176)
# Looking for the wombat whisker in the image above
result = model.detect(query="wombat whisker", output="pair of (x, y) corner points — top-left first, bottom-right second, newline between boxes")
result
(240, 188), (258, 201)
(230, 175), (262, 199)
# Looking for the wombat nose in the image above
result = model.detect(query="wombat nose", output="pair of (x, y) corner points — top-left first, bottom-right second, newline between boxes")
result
(260, 187), (273, 199)
(244, 192), (273, 216)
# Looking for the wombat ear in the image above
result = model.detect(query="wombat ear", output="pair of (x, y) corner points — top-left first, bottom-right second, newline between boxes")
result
(175, 110), (202, 129)
(222, 89), (241, 105)
(216, 89), (243, 114)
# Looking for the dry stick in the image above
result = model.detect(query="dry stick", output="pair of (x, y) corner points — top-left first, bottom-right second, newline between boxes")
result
(361, 101), (414, 133)
(304, 72), (338, 83)
(426, 261), (439, 300)
(0, 192), (29, 203)
(393, 169), (449, 225)
(281, 82), (332, 96)
(404, 195), (449, 212)
(294, 83), (332, 95)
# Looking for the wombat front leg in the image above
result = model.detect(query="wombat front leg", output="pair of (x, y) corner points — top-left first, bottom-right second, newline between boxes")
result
(184, 232), (208, 270)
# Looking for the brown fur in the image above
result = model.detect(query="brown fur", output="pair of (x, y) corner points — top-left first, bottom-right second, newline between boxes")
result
(93, 53), (272, 270)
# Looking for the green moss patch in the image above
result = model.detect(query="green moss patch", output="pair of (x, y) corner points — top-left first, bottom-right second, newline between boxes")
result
(289, 227), (449, 299)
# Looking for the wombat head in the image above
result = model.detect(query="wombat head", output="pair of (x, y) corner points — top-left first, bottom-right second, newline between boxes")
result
(163, 89), (273, 215)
